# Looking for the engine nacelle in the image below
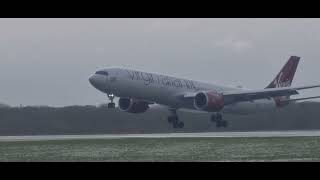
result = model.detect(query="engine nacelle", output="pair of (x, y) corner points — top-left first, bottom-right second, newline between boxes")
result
(194, 91), (224, 112)
(118, 98), (149, 113)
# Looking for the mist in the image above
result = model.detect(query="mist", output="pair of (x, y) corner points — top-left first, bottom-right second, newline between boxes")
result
(0, 18), (320, 107)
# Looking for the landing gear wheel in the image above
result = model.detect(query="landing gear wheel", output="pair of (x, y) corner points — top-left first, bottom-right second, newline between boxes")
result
(216, 113), (222, 120)
(107, 102), (116, 109)
(171, 117), (179, 129)
(170, 116), (183, 129)
(167, 109), (185, 129)
(216, 120), (222, 128)
(178, 121), (184, 128)
(213, 113), (228, 128)
(168, 109), (184, 129)
(222, 120), (228, 128)
(168, 116), (177, 123)
(107, 93), (115, 108)
(210, 114), (217, 122)
(173, 122), (179, 129)
(216, 120), (228, 128)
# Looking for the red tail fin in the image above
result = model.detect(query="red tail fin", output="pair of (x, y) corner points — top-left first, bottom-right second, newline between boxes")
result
(266, 56), (300, 89)
(266, 56), (300, 107)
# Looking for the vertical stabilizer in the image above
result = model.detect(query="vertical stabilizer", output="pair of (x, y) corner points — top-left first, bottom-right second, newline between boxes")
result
(266, 56), (300, 89)
(266, 56), (300, 107)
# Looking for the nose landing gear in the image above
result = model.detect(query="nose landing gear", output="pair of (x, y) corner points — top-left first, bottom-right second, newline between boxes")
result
(211, 113), (228, 128)
(107, 94), (116, 108)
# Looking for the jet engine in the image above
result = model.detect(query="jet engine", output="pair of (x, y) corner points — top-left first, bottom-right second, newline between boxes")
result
(118, 98), (149, 113)
(194, 91), (224, 112)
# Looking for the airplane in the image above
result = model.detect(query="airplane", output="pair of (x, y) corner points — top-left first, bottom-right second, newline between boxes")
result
(89, 56), (320, 129)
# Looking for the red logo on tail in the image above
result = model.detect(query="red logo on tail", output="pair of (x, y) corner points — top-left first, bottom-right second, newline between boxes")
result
(266, 56), (300, 107)
(266, 56), (300, 89)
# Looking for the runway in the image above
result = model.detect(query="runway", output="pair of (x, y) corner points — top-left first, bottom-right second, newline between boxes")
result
(1, 130), (320, 142)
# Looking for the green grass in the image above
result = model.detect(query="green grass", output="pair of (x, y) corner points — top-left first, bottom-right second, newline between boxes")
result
(1, 137), (320, 161)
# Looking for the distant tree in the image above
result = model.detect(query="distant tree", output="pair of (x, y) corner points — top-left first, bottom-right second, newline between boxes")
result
(98, 103), (108, 108)
(1, 101), (320, 135)
(0, 102), (10, 108)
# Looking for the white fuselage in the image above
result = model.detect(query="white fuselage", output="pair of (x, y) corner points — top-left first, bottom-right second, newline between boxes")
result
(89, 67), (279, 115)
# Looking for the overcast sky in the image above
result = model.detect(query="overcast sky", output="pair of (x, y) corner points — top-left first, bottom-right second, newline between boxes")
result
(1, 18), (320, 107)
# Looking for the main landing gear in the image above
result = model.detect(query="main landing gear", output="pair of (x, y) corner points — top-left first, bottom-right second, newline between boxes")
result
(167, 109), (184, 129)
(107, 93), (116, 109)
(211, 113), (228, 128)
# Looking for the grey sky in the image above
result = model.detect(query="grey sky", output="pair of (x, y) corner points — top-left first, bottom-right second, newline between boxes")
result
(1, 18), (320, 107)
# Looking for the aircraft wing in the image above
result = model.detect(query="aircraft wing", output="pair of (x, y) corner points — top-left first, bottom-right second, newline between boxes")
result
(182, 84), (320, 104)
(223, 84), (320, 104)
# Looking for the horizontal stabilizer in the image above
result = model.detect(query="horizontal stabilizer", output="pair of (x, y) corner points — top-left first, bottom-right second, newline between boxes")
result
(284, 96), (320, 102)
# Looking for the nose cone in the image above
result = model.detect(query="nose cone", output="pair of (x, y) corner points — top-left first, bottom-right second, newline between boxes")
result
(89, 74), (107, 92)
(89, 75), (95, 86)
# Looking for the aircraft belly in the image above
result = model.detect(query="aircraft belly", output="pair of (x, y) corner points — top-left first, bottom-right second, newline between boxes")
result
(114, 79), (180, 105)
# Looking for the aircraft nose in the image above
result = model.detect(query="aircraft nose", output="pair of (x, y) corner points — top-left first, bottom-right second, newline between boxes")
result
(89, 75), (95, 85)
(89, 74), (107, 92)
(89, 74), (98, 87)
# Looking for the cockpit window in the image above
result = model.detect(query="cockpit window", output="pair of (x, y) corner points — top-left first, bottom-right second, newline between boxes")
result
(95, 71), (109, 76)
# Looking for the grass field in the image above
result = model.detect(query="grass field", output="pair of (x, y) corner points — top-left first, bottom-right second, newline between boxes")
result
(1, 137), (320, 161)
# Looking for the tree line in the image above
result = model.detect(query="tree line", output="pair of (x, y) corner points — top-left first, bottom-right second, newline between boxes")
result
(0, 102), (319, 135)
